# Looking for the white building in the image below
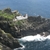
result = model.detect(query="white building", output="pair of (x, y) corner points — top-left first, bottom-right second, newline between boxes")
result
(13, 14), (28, 21)
(16, 14), (28, 20)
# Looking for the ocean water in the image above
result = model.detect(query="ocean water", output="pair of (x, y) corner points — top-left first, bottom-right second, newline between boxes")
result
(14, 34), (50, 50)
(0, 0), (50, 18)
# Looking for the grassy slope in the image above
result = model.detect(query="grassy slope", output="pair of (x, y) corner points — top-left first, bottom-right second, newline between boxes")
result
(0, 8), (20, 20)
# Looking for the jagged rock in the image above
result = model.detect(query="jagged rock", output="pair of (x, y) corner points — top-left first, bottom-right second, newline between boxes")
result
(0, 43), (12, 50)
(0, 29), (22, 49)
(0, 8), (50, 50)
(2, 8), (12, 14)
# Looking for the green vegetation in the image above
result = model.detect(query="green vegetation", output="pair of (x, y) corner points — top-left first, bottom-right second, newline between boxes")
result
(0, 29), (13, 39)
(0, 29), (6, 34)
(0, 45), (2, 50)
(6, 33), (13, 39)
(0, 8), (20, 20)
(0, 8), (24, 27)
(16, 21), (22, 26)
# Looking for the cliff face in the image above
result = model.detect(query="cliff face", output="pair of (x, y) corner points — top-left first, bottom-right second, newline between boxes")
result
(0, 42), (12, 50)
(0, 8), (50, 50)
(1, 16), (49, 37)
(20, 16), (50, 36)
(0, 29), (22, 50)
(0, 8), (22, 50)
(0, 18), (50, 50)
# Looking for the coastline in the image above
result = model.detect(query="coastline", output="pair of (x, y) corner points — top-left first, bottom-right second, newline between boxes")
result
(0, 8), (50, 50)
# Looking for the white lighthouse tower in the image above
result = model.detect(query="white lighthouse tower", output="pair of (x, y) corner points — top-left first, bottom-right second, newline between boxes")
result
(25, 14), (28, 19)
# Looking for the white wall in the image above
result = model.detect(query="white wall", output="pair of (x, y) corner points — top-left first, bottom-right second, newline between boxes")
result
(16, 14), (28, 20)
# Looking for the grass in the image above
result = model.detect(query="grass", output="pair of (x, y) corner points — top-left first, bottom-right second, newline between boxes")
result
(0, 8), (20, 20)
(0, 10), (15, 20)
(16, 21), (22, 26)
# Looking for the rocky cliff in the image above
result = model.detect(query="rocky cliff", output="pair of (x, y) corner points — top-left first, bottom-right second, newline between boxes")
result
(0, 8), (50, 50)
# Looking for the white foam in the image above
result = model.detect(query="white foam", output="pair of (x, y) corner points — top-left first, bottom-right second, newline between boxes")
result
(19, 43), (25, 49)
(18, 34), (50, 42)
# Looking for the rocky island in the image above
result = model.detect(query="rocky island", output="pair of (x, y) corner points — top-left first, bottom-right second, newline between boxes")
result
(0, 8), (50, 50)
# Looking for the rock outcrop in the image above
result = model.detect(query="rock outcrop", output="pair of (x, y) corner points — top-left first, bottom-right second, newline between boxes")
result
(0, 29), (22, 50)
(0, 8), (50, 50)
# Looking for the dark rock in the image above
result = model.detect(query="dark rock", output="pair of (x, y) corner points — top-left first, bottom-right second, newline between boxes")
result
(0, 43), (12, 50)
(0, 29), (22, 49)
(2, 8), (12, 14)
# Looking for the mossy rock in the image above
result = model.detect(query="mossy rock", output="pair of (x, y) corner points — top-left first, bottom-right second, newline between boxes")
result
(6, 33), (13, 39)
(0, 29), (6, 34)
(0, 45), (2, 50)
(2, 8), (12, 14)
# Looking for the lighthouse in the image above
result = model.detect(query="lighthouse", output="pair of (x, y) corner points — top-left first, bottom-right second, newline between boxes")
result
(16, 14), (28, 20)
(25, 14), (28, 19)
(13, 14), (28, 21)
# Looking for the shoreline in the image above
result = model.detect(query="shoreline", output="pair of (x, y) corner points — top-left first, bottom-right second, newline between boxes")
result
(0, 8), (50, 50)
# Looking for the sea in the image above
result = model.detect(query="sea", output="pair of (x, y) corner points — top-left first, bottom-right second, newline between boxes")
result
(14, 34), (50, 50)
(0, 0), (50, 18)
(0, 0), (50, 50)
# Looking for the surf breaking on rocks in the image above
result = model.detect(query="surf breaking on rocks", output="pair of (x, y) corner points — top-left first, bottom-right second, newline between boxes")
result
(18, 34), (50, 42)
(14, 34), (50, 50)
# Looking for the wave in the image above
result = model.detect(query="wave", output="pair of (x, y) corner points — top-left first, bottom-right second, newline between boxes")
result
(18, 34), (50, 42)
